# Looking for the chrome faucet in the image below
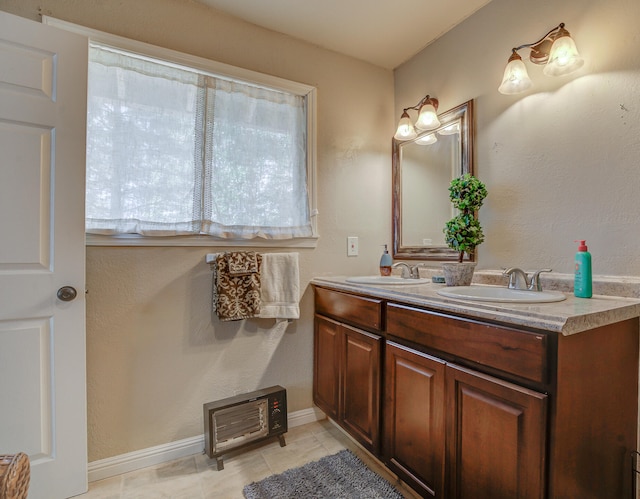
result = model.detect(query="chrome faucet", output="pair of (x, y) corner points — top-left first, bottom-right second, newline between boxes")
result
(392, 262), (412, 279)
(503, 267), (529, 290)
(392, 262), (425, 279)
(503, 268), (552, 291)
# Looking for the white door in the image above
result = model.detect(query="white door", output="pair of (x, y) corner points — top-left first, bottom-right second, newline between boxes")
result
(0, 11), (88, 499)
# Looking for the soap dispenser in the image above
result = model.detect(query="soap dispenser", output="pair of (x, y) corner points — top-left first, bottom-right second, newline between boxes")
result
(574, 240), (592, 298)
(380, 245), (392, 276)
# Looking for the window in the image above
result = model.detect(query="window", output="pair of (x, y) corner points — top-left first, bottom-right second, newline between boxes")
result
(82, 38), (316, 245)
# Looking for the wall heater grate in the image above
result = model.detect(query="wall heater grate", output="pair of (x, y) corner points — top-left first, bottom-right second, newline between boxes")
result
(204, 386), (287, 470)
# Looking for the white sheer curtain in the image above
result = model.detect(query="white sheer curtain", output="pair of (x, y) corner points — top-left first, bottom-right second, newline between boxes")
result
(86, 45), (311, 238)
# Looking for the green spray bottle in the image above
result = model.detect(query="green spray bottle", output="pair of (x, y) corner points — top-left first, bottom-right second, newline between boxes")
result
(574, 240), (592, 298)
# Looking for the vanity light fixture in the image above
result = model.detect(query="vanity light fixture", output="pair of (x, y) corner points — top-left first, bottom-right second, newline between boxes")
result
(437, 121), (460, 136)
(415, 133), (437, 145)
(393, 95), (441, 141)
(498, 22), (584, 95)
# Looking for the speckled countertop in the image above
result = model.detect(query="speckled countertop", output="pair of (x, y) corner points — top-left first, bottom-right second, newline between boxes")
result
(311, 270), (640, 336)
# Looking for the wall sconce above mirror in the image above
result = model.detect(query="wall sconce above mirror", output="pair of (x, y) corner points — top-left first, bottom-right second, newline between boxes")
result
(394, 95), (441, 140)
(498, 22), (584, 95)
(392, 100), (474, 261)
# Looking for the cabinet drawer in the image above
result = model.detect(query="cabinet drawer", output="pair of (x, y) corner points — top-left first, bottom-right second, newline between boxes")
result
(387, 303), (548, 384)
(315, 287), (383, 332)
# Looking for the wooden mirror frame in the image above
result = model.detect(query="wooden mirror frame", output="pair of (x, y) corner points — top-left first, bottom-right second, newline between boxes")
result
(392, 99), (475, 261)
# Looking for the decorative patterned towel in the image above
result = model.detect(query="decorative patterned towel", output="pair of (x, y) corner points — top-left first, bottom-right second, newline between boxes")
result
(214, 251), (262, 321)
(227, 251), (260, 275)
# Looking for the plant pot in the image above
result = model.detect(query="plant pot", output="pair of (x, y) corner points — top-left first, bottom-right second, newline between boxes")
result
(441, 262), (477, 287)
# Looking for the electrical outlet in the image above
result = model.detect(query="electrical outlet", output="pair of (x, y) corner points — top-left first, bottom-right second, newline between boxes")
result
(347, 236), (359, 256)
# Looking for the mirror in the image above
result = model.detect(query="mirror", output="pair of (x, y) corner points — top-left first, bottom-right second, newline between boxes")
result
(392, 99), (474, 261)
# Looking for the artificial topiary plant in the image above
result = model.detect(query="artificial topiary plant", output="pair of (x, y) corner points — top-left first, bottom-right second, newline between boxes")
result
(444, 173), (488, 263)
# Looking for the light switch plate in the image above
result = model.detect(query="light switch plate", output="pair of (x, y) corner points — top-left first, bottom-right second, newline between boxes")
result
(347, 236), (358, 256)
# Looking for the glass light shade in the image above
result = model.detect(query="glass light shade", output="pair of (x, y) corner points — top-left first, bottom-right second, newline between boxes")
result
(415, 103), (441, 130)
(543, 34), (584, 76)
(394, 114), (417, 141)
(498, 56), (533, 95)
(415, 133), (437, 145)
(437, 121), (460, 136)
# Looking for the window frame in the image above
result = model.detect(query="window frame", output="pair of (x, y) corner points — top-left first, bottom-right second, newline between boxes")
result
(44, 16), (318, 248)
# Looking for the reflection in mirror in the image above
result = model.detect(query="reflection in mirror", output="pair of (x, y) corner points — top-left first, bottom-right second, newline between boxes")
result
(401, 132), (458, 245)
(392, 100), (474, 261)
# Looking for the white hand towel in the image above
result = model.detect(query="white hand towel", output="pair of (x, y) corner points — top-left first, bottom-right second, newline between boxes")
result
(259, 252), (300, 320)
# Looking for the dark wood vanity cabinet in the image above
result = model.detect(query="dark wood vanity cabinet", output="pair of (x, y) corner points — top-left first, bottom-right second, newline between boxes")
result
(445, 363), (547, 499)
(384, 342), (445, 498)
(313, 285), (638, 499)
(313, 314), (340, 421)
(313, 287), (383, 454)
(340, 323), (381, 452)
(384, 340), (547, 499)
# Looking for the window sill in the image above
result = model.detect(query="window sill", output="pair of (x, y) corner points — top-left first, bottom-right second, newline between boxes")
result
(85, 234), (319, 248)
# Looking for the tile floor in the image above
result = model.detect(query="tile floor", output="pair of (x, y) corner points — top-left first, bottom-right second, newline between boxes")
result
(77, 419), (420, 499)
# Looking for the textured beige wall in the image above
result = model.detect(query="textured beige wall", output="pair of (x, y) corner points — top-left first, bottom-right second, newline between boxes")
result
(395, 0), (640, 276)
(1, 0), (394, 461)
(8, 0), (637, 465)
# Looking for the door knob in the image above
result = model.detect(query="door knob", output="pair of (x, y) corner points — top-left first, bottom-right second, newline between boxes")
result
(57, 286), (77, 302)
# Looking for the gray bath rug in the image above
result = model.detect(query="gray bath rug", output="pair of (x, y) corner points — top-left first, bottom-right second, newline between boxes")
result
(242, 449), (404, 498)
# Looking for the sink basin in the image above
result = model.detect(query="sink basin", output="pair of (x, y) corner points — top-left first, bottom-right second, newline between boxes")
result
(437, 285), (566, 303)
(346, 276), (431, 285)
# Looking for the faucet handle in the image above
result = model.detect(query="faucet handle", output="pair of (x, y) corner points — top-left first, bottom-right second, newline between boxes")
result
(528, 269), (552, 291)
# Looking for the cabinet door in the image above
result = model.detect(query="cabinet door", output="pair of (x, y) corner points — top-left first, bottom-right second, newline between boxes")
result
(384, 342), (445, 498)
(313, 315), (340, 420)
(446, 364), (547, 499)
(341, 324), (381, 453)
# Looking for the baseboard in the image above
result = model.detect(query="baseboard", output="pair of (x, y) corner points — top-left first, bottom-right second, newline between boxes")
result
(288, 405), (325, 427)
(88, 407), (325, 482)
